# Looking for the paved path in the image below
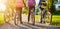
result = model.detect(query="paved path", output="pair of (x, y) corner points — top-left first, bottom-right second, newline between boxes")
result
(0, 22), (60, 29)
(0, 14), (60, 29)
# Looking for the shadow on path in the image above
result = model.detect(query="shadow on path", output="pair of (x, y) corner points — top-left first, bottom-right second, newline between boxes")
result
(0, 22), (60, 29)
(22, 22), (60, 29)
(0, 23), (29, 29)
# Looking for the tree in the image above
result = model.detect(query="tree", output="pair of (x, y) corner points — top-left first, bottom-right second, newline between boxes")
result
(46, 0), (53, 24)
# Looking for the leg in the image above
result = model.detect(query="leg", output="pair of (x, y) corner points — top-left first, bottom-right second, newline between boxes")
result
(28, 7), (31, 23)
(19, 8), (23, 24)
(30, 6), (35, 25)
(28, 12), (30, 23)
(14, 12), (17, 25)
(32, 7), (35, 25)
(43, 10), (47, 23)
(40, 10), (43, 23)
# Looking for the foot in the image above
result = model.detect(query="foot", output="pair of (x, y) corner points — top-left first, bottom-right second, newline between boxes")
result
(32, 23), (35, 25)
(20, 22), (23, 24)
(15, 23), (17, 25)
(43, 21), (46, 23)
(40, 21), (42, 23)
(28, 21), (30, 24)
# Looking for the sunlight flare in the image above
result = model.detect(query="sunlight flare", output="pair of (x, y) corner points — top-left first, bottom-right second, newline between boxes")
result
(0, 3), (6, 11)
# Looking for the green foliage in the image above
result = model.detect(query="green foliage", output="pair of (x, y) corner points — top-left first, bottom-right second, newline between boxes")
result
(54, 0), (58, 2)
(22, 7), (28, 15)
(35, 8), (39, 15)
(51, 5), (56, 14)
(46, 0), (52, 9)
(35, 15), (60, 26)
(46, 0), (57, 14)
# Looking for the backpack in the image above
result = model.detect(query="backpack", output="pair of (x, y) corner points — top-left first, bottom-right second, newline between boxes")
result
(28, 0), (35, 7)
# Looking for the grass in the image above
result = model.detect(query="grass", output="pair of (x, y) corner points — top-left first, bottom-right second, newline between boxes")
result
(35, 15), (60, 26)
(52, 16), (60, 25)
(0, 13), (60, 26)
(0, 13), (5, 25)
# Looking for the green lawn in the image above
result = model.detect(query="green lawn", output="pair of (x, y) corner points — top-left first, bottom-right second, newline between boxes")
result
(35, 15), (60, 26)
(52, 15), (60, 25)
(0, 13), (60, 26)
(0, 13), (5, 25)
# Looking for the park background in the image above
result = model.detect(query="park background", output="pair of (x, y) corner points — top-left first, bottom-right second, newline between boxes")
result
(0, 0), (60, 27)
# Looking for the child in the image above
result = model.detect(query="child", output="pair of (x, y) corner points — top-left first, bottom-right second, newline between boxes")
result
(28, 0), (36, 25)
(38, 0), (47, 23)
(14, 0), (26, 25)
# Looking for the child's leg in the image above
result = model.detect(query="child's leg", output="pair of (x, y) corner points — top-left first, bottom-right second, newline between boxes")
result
(28, 7), (31, 23)
(19, 7), (23, 24)
(31, 6), (35, 25)
(16, 7), (23, 24)
(32, 7), (35, 25)
(40, 10), (43, 23)
(14, 9), (18, 25)
(43, 10), (47, 23)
